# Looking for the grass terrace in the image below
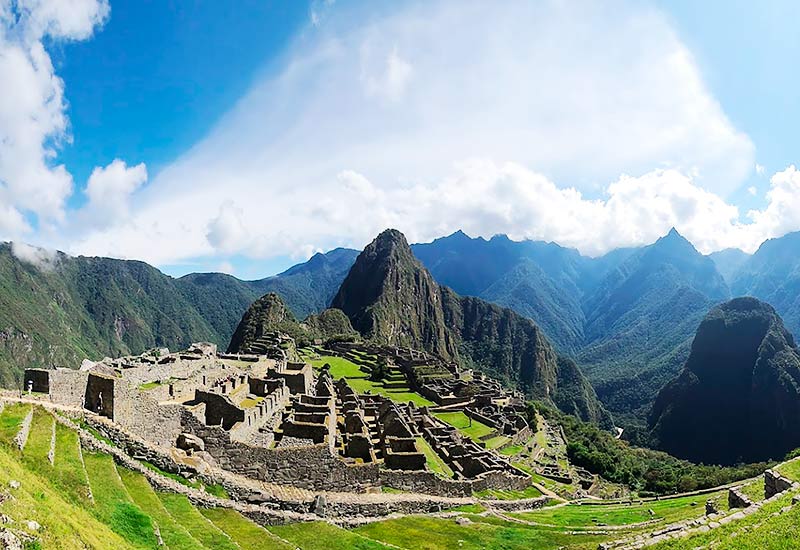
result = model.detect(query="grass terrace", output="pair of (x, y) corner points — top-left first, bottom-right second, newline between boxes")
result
(510, 490), (728, 528)
(304, 353), (435, 406)
(415, 436), (454, 477)
(432, 411), (494, 441)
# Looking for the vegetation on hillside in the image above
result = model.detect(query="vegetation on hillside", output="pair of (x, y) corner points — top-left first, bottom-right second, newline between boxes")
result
(537, 403), (770, 495)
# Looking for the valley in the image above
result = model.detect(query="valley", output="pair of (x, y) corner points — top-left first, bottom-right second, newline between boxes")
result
(3, 227), (800, 548)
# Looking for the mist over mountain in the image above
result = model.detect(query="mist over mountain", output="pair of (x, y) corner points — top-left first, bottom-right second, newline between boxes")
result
(0, 243), (355, 386)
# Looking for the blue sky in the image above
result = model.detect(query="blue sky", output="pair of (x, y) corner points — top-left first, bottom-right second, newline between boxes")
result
(2, 0), (800, 279)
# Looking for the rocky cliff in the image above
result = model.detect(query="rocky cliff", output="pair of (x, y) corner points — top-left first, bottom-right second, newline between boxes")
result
(227, 292), (355, 353)
(650, 297), (800, 464)
(333, 229), (613, 427)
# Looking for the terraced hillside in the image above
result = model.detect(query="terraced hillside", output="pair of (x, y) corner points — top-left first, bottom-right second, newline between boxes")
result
(1, 400), (800, 549)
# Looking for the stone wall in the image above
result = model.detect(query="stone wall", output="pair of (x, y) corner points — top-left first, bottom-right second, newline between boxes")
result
(765, 469), (795, 498)
(113, 381), (183, 448)
(49, 369), (89, 407)
(380, 465), (530, 498)
(180, 408), (381, 491)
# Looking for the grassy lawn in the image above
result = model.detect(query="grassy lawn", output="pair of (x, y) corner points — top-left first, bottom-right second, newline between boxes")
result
(119, 468), (205, 550)
(308, 354), (435, 406)
(53, 421), (94, 504)
(83, 451), (160, 549)
(157, 492), (239, 550)
(433, 411), (494, 441)
(201, 507), (296, 550)
(475, 485), (543, 500)
(268, 521), (394, 549)
(20, 406), (53, 462)
(499, 443), (525, 456)
(650, 491), (798, 550)
(776, 458), (800, 482)
(416, 436), (454, 477)
(354, 514), (607, 550)
(0, 402), (31, 444)
(510, 491), (725, 528)
(0, 443), (139, 550)
(739, 478), (765, 502)
(484, 435), (511, 450)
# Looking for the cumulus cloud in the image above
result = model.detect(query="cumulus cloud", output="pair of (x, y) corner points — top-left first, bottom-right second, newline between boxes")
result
(11, 241), (60, 271)
(81, 159), (147, 228)
(0, 0), (109, 240)
(206, 201), (250, 254)
(67, 0), (765, 266)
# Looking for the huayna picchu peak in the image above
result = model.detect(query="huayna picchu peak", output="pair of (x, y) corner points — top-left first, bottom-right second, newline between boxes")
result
(333, 229), (613, 428)
(650, 297), (800, 464)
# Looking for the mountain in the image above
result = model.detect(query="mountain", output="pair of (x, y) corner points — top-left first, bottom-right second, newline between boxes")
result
(650, 297), (800, 465)
(731, 231), (800, 340)
(249, 247), (359, 319)
(411, 232), (599, 352)
(227, 292), (356, 353)
(708, 248), (750, 284)
(0, 243), (357, 386)
(411, 229), (731, 424)
(577, 229), (730, 417)
(333, 229), (613, 427)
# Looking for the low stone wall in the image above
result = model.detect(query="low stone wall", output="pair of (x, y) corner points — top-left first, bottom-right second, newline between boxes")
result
(181, 409), (381, 492)
(380, 466), (531, 498)
(765, 469), (795, 498)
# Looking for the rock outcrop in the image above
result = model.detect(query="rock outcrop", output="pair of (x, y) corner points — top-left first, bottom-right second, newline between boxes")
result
(650, 297), (800, 464)
(332, 229), (613, 427)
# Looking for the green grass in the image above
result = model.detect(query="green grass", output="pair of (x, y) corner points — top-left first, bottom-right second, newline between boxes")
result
(499, 443), (525, 456)
(416, 436), (454, 477)
(308, 354), (435, 406)
(432, 411), (494, 441)
(354, 514), (608, 550)
(138, 381), (161, 391)
(52, 421), (94, 504)
(20, 407), (53, 462)
(738, 478), (765, 502)
(200, 507), (297, 550)
(776, 458), (800, 482)
(0, 442), (139, 550)
(475, 485), (543, 500)
(268, 521), (393, 550)
(484, 435), (511, 450)
(157, 492), (239, 550)
(83, 451), (159, 549)
(510, 491), (725, 528)
(449, 503), (486, 513)
(119, 469), (205, 550)
(650, 491), (799, 550)
(0, 402), (31, 444)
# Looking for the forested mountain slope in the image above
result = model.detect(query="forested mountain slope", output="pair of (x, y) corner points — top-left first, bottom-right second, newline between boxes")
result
(332, 229), (613, 427)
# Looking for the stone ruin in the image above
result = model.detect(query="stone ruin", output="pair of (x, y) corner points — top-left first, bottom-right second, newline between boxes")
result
(23, 332), (534, 498)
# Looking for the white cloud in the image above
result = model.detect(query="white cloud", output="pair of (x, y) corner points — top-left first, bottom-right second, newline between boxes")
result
(745, 165), (800, 248)
(216, 260), (235, 275)
(67, 0), (762, 266)
(82, 159), (147, 227)
(362, 45), (413, 102)
(748, 186), (757, 196)
(206, 201), (250, 254)
(756, 163), (765, 175)
(0, 0), (108, 239)
(10, 241), (59, 271)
